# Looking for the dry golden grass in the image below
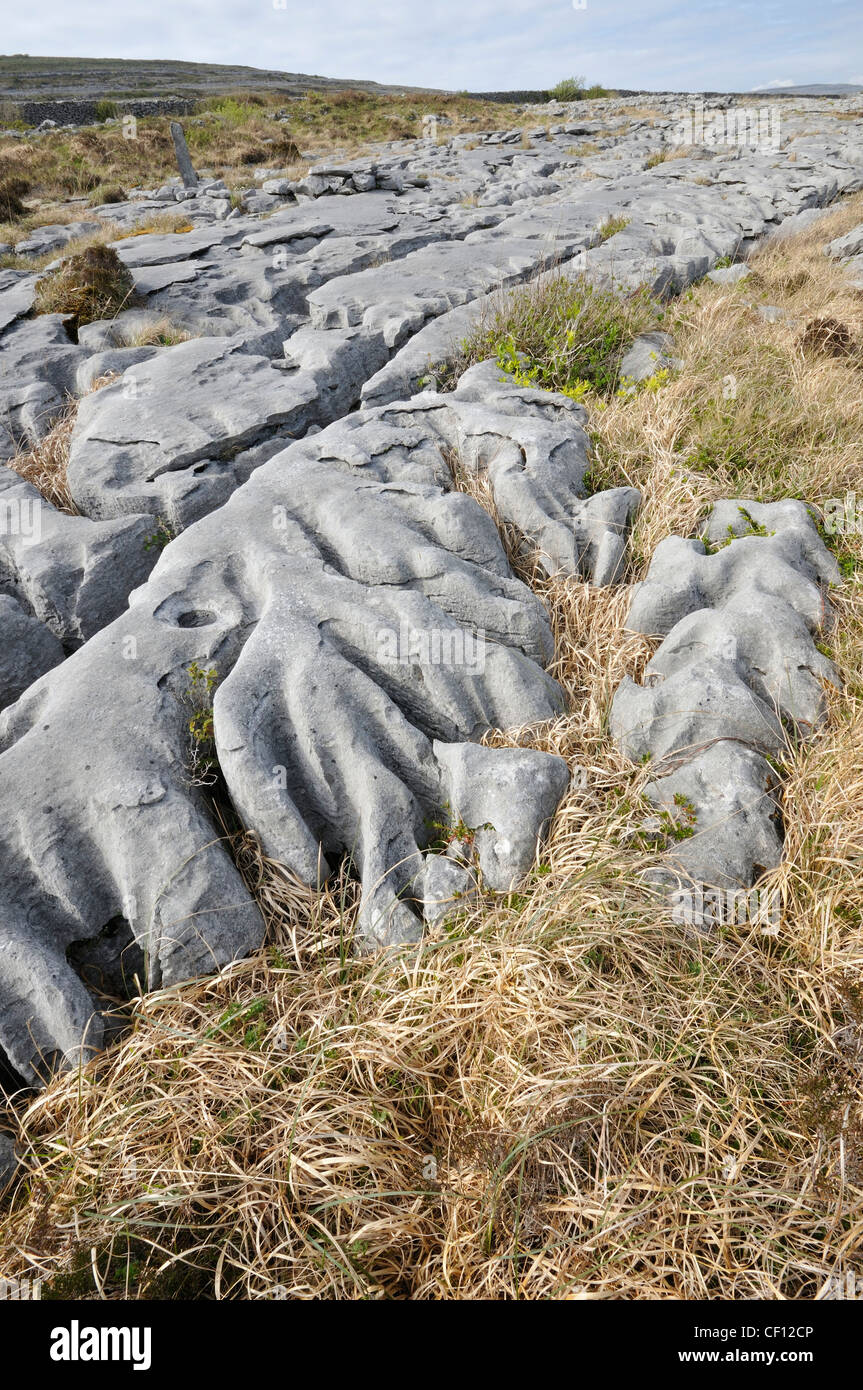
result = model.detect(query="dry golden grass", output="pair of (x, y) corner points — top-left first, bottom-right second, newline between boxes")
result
(607, 107), (664, 121)
(114, 314), (196, 347)
(33, 244), (138, 325)
(1, 195), (863, 1302)
(8, 373), (119, 513)
(8, 400), (79, 513)
(589, 191), (863, 572)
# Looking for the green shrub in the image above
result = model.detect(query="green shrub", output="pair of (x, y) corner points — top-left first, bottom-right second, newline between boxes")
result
(458, 273), (660, 399)
(551, 77), (586, 102)
(205, 97), (264, 128)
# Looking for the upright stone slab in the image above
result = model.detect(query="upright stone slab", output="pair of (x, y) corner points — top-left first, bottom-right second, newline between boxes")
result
(170, 121), (198, 189)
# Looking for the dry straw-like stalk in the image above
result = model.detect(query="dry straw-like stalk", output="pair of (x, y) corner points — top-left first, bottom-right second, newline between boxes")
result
(8, 399), (80, 514)
(9, 373), (119, 514)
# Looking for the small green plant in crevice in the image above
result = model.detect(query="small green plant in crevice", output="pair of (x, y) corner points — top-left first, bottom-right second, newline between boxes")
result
(701, 530), (731, 556)
(597, 214), (629, 243)
(458, 273), (660, 402)
(816, 516), (859, 582)
(659, 793), (698, 842)
(183, 661), (220, 788)
(426, 802), (492, 855)
(143, 517), (175, 552)
(417, 357), (456, 391)
(734, 505), (771, 538)
(701, 505), (774, 554)
(832, 545), (858, 582)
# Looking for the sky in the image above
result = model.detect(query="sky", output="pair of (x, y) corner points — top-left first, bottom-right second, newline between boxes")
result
(3, 0), (863, 93)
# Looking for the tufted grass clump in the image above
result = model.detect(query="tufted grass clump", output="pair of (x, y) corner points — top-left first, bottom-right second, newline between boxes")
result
(89, 182), (128, 205)
(0, 173), (29, 220)
(33, 243), (137, 326)
(598, 214), (629, 242)
(456, 273), (660, 400)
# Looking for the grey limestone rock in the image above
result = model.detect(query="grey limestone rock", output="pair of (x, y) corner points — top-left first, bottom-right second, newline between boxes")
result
(66, 336), (324, 526)
(13, 221), (100, 258)
(369, 360), (641, 584)
(418, 853), (478, 928)
(824, 223), (863, 260)
(0, 464), (158, 650)
(0, 397), (569, 1083)
(706, 263), (751, 285)
(625, 530), (835, 639)
(0, 269), (36, 333)
(619, 331), (683, 385)
(0, 315), (85, 462)
(0, 593), (64, 707)
(644, 742), (783, 892)
(610, 497), (839, 898)
(432, 741), (570, 889)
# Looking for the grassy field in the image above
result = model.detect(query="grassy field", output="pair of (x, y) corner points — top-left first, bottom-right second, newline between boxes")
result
(1, 196), (861, 1300)
(0, 89), (540, 251)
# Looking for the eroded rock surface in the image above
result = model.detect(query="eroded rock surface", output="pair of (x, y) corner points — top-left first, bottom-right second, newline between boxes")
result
(611, 500), (839, 896)
(2, 92), (861, 1081)
(0, 390), (574, 1083)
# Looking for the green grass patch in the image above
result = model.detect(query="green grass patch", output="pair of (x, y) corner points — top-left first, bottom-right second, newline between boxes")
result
(457, 273), (661, 400)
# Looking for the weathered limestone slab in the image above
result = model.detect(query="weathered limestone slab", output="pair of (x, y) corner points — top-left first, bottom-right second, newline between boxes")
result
(66, 337), (323, 526)
(0, 377), (577, 1083)
(610, 499), (839, 897)
(170, 121), (198, 189)
(0, 464), (157, 649)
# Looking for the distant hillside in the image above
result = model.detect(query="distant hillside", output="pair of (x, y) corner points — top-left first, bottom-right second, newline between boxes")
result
(0, 54), (436, 101)
(751, 83), (863, 96)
